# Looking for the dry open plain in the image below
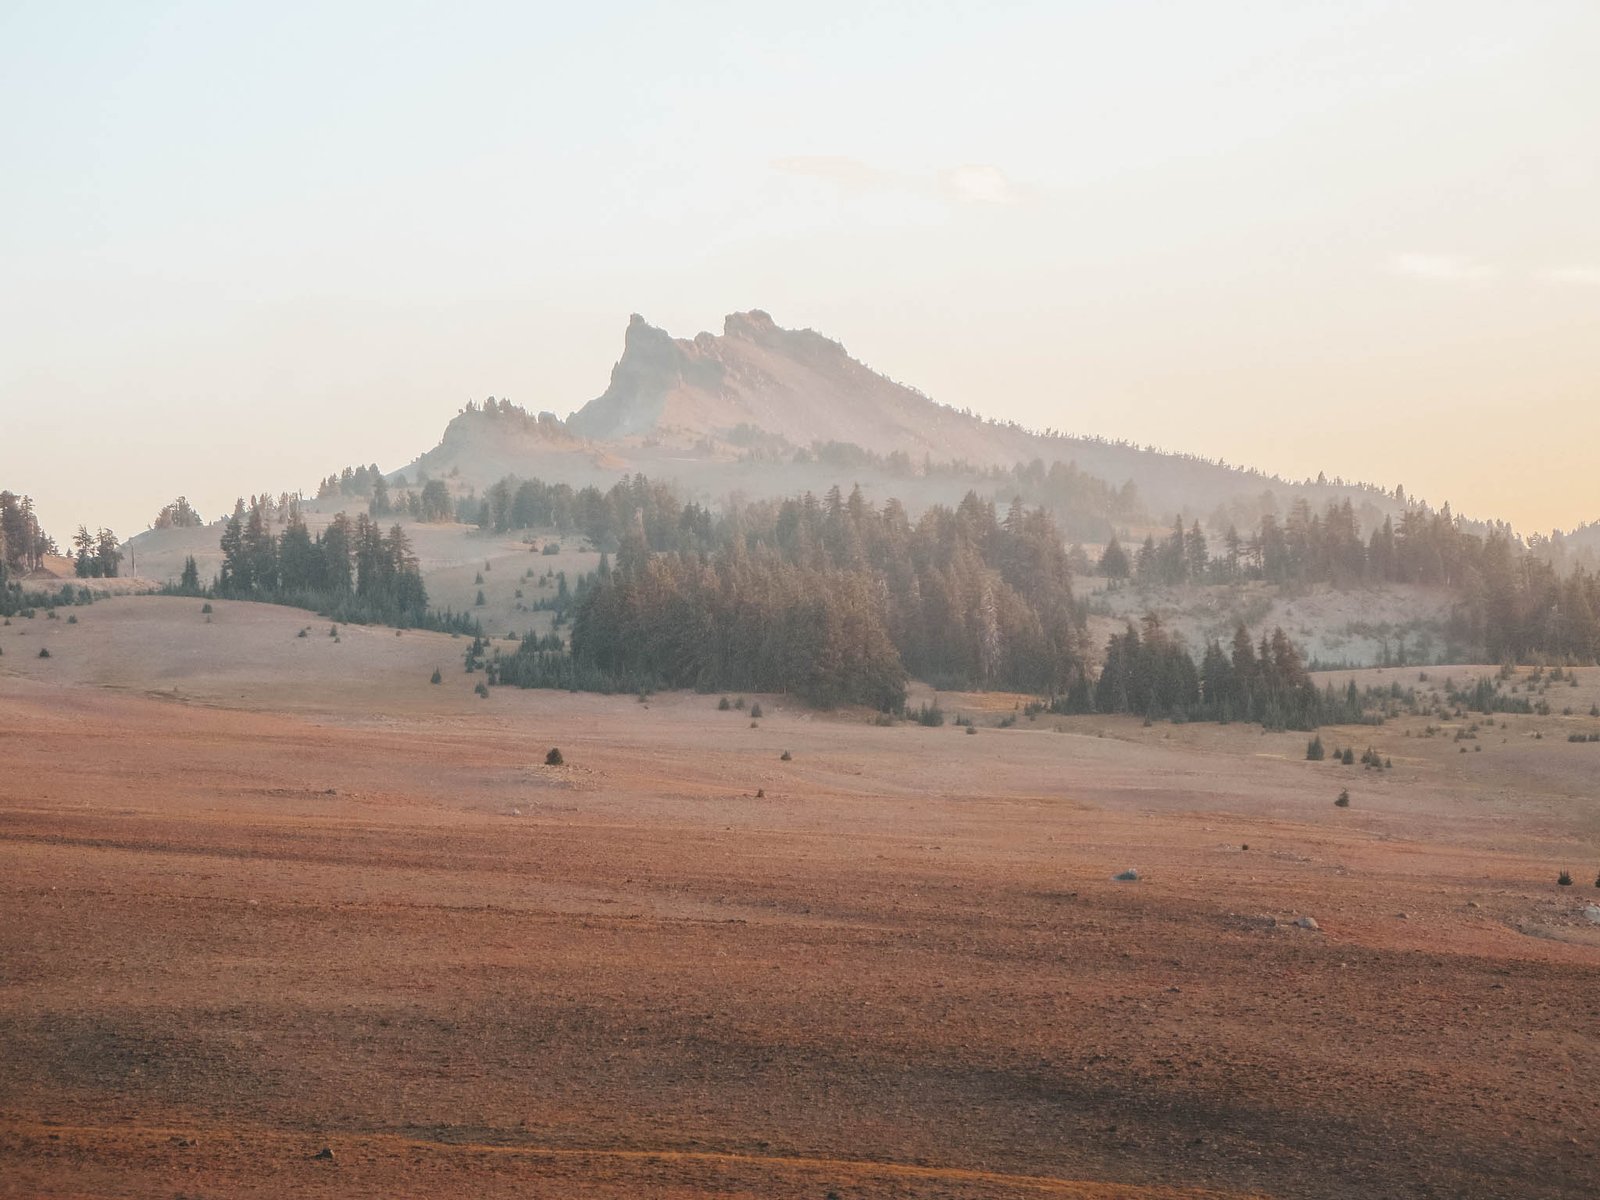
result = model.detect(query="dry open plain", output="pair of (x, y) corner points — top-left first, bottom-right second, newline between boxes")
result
(3, 597), (1600, 1197)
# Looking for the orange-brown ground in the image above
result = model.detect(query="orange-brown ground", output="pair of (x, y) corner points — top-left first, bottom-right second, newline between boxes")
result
(3, 598), (1599, 1197)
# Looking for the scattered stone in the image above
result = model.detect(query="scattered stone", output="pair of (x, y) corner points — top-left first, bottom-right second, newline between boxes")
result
(1466, 900), (1481, 909)
(1112, 869), (1139, 882)
(1294, 916), (1320, 930)
(1397, 912), (1410, 920)
(312, 1146), (335, 1161)
(1583, 905), (1600, 925)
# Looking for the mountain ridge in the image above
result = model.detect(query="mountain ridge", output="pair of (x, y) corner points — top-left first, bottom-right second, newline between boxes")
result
(397, 310), (1458, 539)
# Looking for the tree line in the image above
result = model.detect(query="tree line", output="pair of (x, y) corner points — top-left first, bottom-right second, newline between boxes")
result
(190, 495), (477, 632)
(1093, 617), (1333, 730)
(493, 478), (1092, 707)
(70, 526), (122, 578)
(150, 496), (206, 529)
(1100, 500), (1600, 664)
(1, 490), (56, 586)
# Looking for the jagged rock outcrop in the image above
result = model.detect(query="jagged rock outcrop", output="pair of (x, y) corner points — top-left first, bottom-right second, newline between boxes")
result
(567, 309), (1023, 463)
(386, 309), (1416, 522)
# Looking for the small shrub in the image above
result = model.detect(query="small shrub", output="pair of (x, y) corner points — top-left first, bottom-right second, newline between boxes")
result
(297, 628), (308, 638)
(329, 624), (338, 637)
(202, 602), (213, 614)
(475, 590), (487, 606)
(474, 572), (484, 585)
(545, 747), (563, 766)
(1341, 747), (1355, 765)
(1335, 789), (1350, 807)
(1557, 870), (1573, 886)
(474, 681), (489, 698)
(66, 614), (77, 624)
(733, 698), (746, 710)
(750, 702), (763, 719)
(1306, 735), (1325, 761)
(542, 542), (560, 556)
(965, 725), (977, 735)
(718, 696), (732, 711)
(430, 668), (442, 684)
(38, 647), (51, 658)
(780, 750), (792, 761)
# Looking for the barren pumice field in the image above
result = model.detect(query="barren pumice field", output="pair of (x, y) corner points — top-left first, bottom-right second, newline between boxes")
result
(3, 597), (1599, 1198)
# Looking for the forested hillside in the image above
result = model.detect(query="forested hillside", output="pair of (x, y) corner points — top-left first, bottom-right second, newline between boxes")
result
(1, 491), (56, 585)
(1106, 500), (1600, 664)
(178, 495), (478, 632)
(481, 474), (1600, 713)
(498, 482), (1089, 707)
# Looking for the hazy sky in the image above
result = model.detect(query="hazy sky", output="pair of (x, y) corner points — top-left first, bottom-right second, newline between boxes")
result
(3, 1), (1598, 543)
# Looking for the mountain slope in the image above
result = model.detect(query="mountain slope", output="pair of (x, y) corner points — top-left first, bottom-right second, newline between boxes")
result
(568, 310), (1020, 461)
(554, 309), (1407, 521)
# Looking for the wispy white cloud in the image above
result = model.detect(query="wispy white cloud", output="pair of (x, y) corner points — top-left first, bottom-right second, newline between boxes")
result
(1536, 265), (1600, 286)
(1389, 253), (1496, 284)
(939, 164), (1023, 206)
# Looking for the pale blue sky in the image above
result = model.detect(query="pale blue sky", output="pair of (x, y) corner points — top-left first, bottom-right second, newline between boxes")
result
(3, 1), (1598, 541)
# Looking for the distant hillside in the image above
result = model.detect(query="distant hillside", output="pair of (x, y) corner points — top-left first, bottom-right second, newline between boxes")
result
(404, 310), (1416, 530)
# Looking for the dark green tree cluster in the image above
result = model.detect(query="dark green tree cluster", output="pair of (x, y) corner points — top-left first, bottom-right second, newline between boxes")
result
(1125, 517), (1213, 586)
(209, 496), (473, 631)
(569, 550), (908, 708)
(389, 478), (456, 523)
(495, 479), (1093, 706)
(70, 526), (122, 577)
(774, 444), (1144, 540)
(1, 490), (55, 584)
(1091, 619), (1322, 730)
(1105, 498), (1600, 665)
(316, 464), (384, 500)
(150, 496), (205, 529)
(464, 473), (689, 547)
